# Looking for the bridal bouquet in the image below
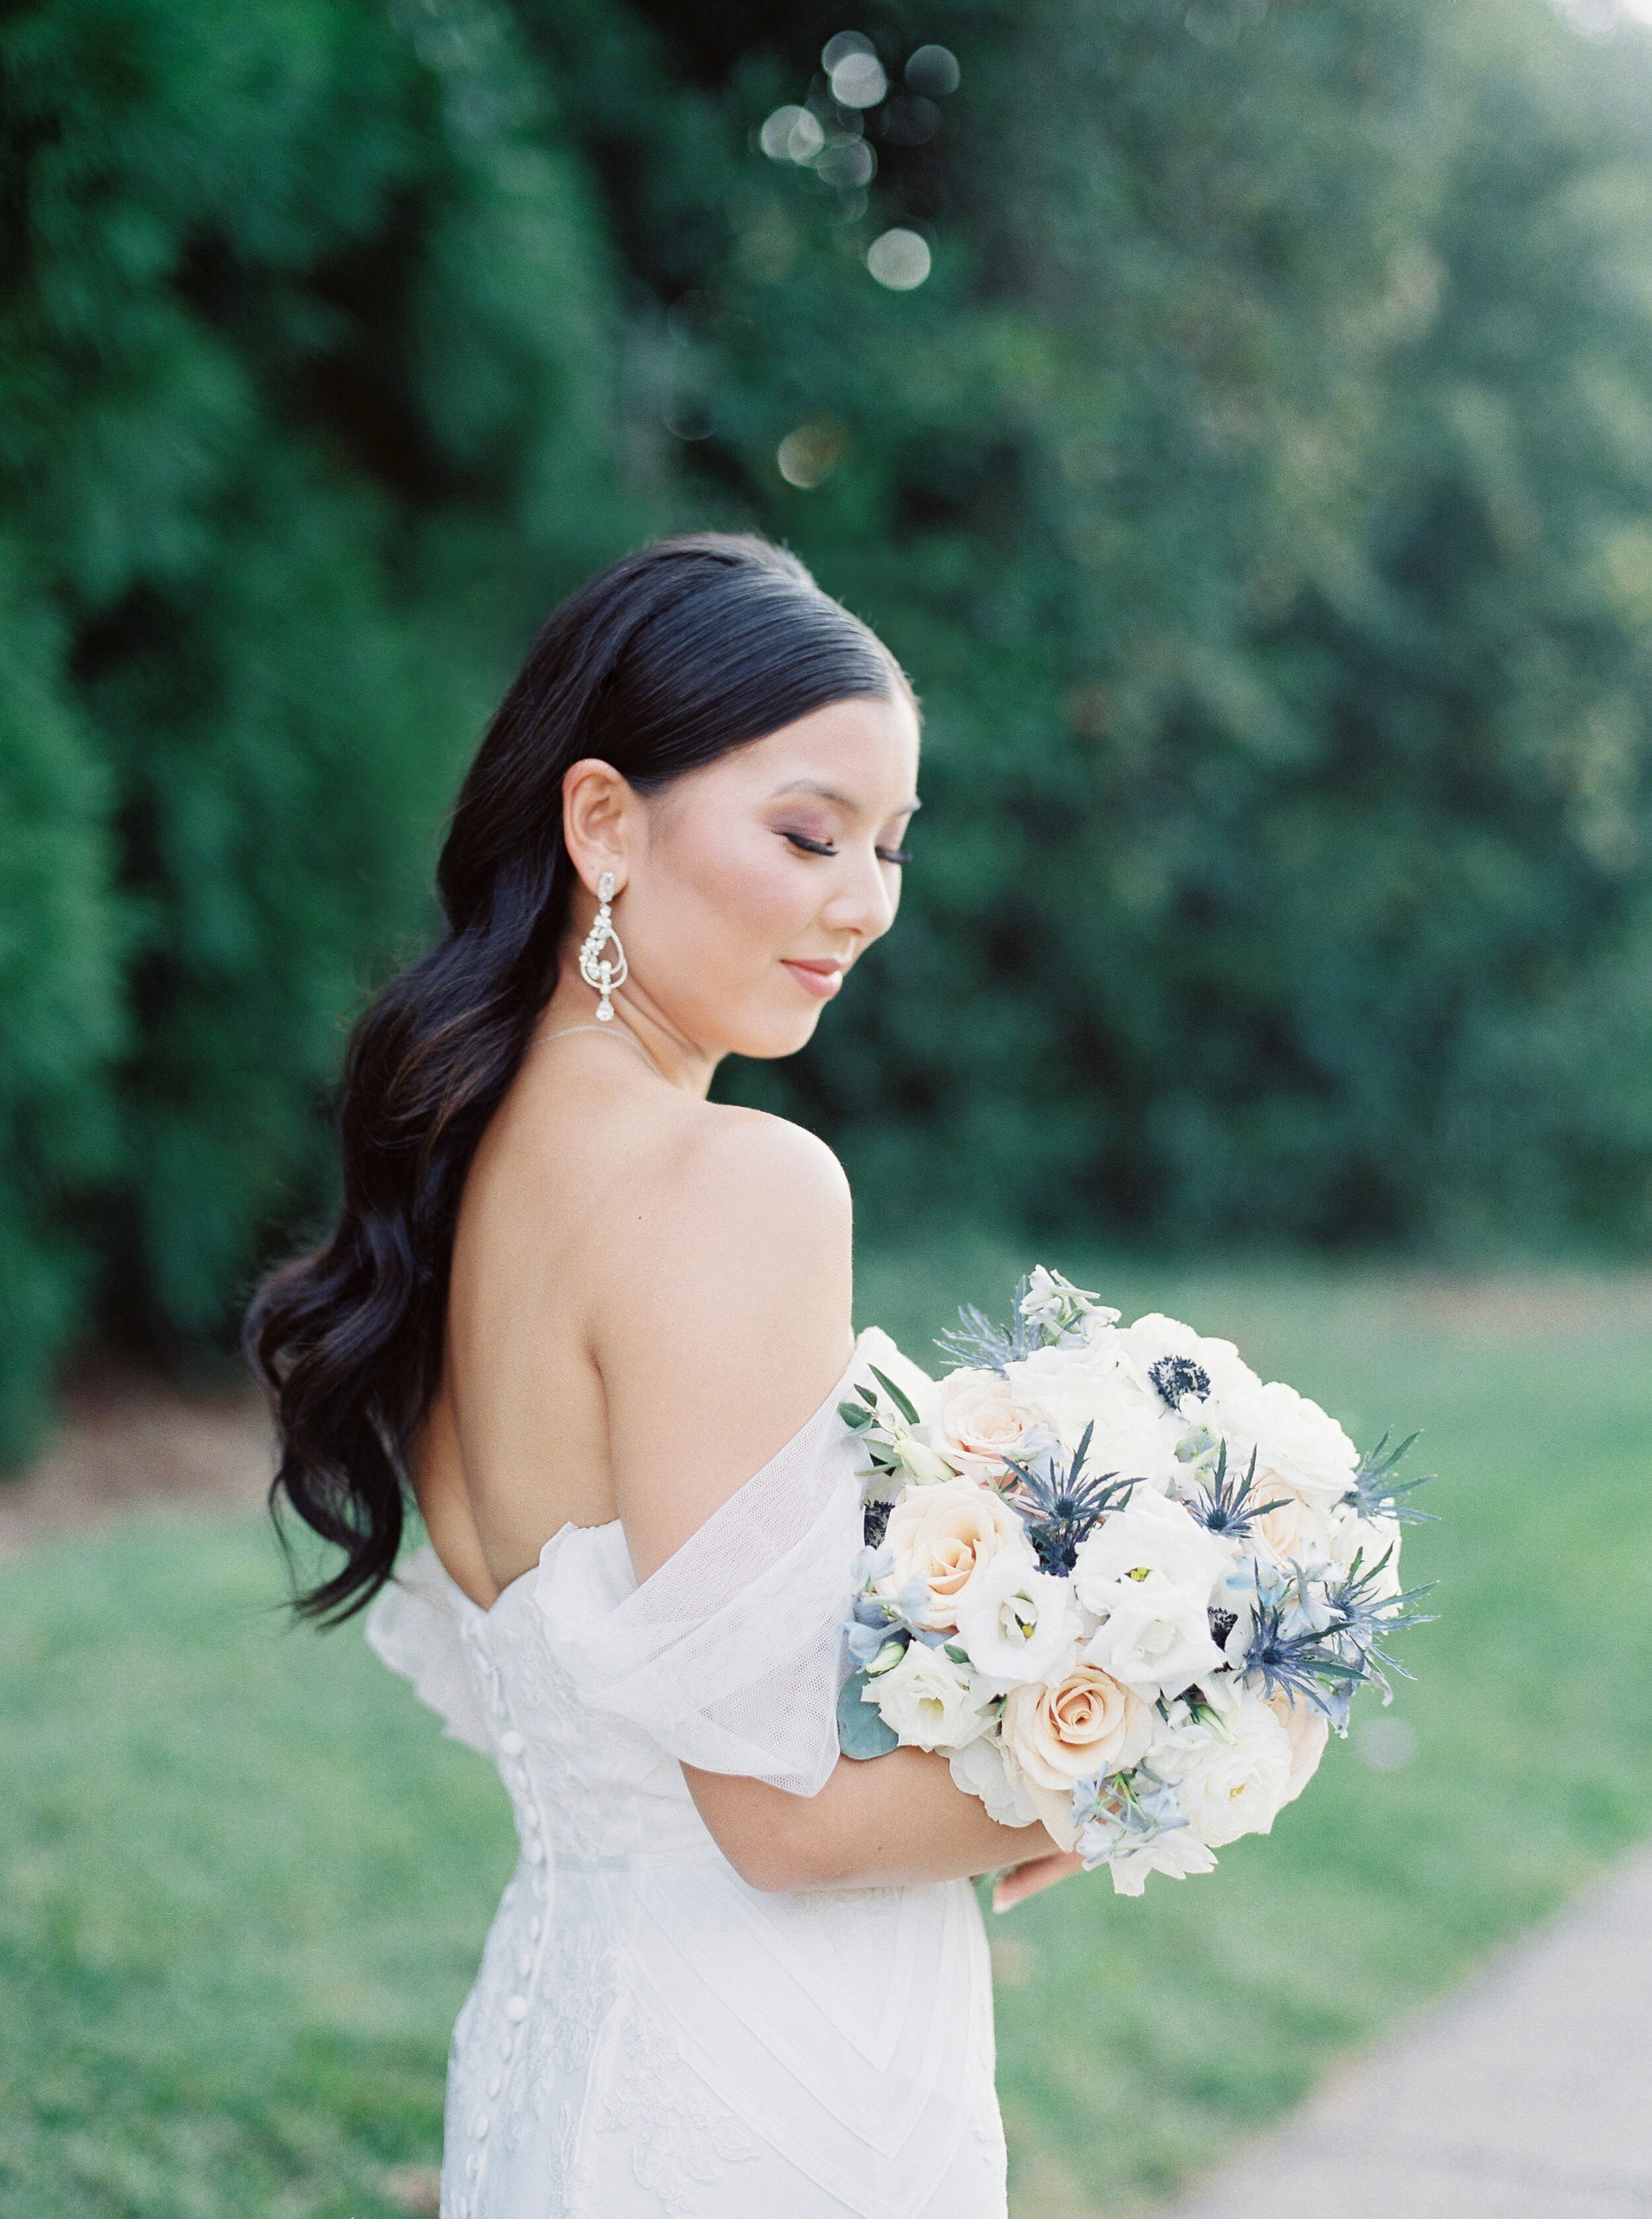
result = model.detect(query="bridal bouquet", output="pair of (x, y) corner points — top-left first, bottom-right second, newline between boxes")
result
(837, 1272), (1434, 1894)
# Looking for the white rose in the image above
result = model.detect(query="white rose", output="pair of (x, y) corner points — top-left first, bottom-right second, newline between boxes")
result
(875, 1476), (1032, 1632)
(1081, 1575), (1226, 1702)
(868, 1640), (994, 1753)
(1265, 1689), (1330, 1806)
(1113, 1313), (1260, 1418)
(1071, 1487), (1234, 1603)
(1101, 1827), (1219, 1897)
(948, 1733), (1040, 1828)
(953, 1553), (1080, 1690)
(931, 1370), (1058, 1480)
(1217, 1376), (1358, 1514)
(1151, 1690), (1294, 1846)
(1004, 1344), (1184, 1480)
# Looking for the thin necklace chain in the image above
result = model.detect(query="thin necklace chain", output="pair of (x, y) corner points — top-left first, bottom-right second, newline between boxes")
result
(531, 1021), (663, 1078)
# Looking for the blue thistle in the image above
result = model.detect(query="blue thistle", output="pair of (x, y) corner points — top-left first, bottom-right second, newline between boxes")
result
(1240, 1550), (1436, 1719)
(935, 1277), (1040, 1373)
(1002, 1422), (1141, 1575)
(1343, 1428), (1438, 1526)
(1185, 1441), (1290, 1542)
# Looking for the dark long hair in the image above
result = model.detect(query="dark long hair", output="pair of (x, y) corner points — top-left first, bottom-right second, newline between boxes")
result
(246, 534), (903, 1620)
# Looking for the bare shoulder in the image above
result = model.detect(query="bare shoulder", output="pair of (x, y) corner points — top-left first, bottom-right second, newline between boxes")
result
(604, 1096), (850, 1319)
(594, 1099), (855, 1571)
(656, 1099), (850, 1227)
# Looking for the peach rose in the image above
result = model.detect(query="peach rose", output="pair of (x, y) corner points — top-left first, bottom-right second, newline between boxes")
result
(878, 1477), (1031, 1632)
(933, 1370), (1055, 1479)
(1265, 1689), (1330, 1805)
(1001, 1658), (1154, 1793)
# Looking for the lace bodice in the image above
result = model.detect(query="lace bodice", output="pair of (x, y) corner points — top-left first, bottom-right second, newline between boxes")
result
(367, 1339), (1008, 2219)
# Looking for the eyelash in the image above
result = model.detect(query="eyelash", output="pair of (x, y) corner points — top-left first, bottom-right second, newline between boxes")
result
(784, 831), (912, 867)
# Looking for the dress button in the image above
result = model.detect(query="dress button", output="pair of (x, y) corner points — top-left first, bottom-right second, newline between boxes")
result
(472, 2110), (490, 2138)
(529, 1917), (542, 1942)
(498, 1730), (525, 1756)
(505, 1994), (529, 2021)
(499, 2034), (515, 2060)
(521, 1803), (540, 1830)
(524, 1838), (545, 1863)
(488, 2072), (503, 2099)
(518, 1955), (533, 1979)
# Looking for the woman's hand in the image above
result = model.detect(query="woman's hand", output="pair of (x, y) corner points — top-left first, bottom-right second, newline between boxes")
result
(991, 1846), (1086, 1912)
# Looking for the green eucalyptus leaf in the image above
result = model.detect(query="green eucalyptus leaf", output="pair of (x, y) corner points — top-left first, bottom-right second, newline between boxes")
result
(837, 1670), (900, 1759)
(868, 1365), (921, 1428)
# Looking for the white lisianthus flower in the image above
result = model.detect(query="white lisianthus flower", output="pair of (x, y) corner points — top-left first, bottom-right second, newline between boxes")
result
(1218, 1376), (1358, 1514)
(953, 1553), (1079, 1690)
(1151, 1690), (1294, 1846)
(867, 1640), (995, 1753)
(875, 1477), (1032, 1632)
(1071, 1490), (1232, 1699)
(1113, 1313), (1261, 1419)
(1072, 1487), (1235, 1600)
(931, 1370), (1059, 1480)
(1081, 1574), (1225, 1701)
(1101, 1827), (1219, 1897)
(1326, 1500), (1404, 1602)
(948, 1732), (1040, 1827)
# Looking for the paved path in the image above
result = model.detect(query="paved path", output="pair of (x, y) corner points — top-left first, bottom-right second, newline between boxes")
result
(1167, 1844), (1652, 2218)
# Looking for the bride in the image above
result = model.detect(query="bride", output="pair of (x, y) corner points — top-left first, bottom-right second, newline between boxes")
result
(247, 534), (1076, 2219)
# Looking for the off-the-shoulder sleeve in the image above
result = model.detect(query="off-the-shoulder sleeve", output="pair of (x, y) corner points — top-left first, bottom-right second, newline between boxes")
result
(365, 1545), (492, 1754)
(532, 1383), (863, 1797)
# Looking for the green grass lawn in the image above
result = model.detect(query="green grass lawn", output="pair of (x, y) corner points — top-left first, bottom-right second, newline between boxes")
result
(3, 1246), (1649, 2218)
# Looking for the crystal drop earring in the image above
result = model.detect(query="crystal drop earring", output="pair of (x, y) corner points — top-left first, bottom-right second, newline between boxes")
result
(577, 869), (628, 1021)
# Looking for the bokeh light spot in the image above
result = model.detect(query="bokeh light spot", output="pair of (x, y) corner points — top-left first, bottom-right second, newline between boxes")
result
(829, 51), (888, 107)
(905, 43), (961, 97)
(816, 139), (875, 190)
(866, 229), (931, 290)
(759, 104), (824, 162)
(777, 420), (849, 488)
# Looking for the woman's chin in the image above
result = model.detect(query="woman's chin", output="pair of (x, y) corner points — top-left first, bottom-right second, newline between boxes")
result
(723, 1005), (829, 1062)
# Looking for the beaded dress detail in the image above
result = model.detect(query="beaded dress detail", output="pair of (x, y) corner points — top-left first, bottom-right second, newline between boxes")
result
(366, 1342), (1008, 2219)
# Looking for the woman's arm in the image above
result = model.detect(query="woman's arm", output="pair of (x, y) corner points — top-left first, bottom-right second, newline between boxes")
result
(591, 1107), (1067, 1895)
(683, 1749), (1053, 1893)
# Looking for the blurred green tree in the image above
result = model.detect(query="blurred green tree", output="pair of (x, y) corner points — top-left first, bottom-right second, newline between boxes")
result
(0, 0), (637, 1448)
(544, 0), (1652, 1246)
(3, 0), (1652, 1454)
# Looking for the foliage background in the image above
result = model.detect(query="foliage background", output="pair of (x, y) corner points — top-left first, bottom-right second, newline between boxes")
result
(5, 0), (1652, 1453)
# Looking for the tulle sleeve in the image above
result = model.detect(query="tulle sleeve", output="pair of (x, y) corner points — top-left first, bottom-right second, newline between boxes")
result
(365, 1544), (493, 1754)
(532, 1372), (865, 1798)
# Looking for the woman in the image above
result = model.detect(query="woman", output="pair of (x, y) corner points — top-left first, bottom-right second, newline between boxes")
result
(248, 536), (1075, 2219)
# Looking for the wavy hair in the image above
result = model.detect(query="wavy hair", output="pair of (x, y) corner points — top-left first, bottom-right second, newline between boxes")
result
(245, 534), (902, 1619)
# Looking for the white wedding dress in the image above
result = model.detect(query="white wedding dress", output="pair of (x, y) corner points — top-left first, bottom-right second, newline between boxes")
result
(366, 1344), (1007, 2219)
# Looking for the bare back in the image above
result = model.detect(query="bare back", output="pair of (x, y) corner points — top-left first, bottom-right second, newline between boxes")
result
(413, 1034), (855, 1608)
